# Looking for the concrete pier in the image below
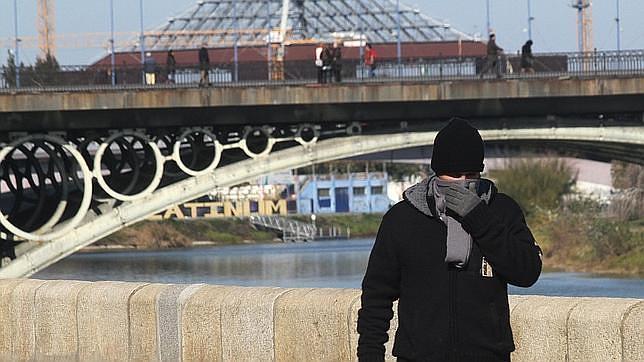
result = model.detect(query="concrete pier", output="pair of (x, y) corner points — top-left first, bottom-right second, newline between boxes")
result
(0, 279), (641, 361)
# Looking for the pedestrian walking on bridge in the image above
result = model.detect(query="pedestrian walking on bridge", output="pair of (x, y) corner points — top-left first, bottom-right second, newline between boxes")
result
(357, 119), (542, 361)
(320, 43), (333, 84)
(315, 43), (325, 83)
(332, 41), (343, 83)
(364, 43), (377, 78)
(199, 44), (211, 87)
(521, 40), (535, 74)
(166, 49), (177, 84)
(480, 32), (504, 78)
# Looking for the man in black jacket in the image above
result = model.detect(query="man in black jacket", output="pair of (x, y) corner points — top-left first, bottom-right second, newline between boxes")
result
(357, 119), (542, 361)
(520, 40), (535, 74)
(198, 45), (210, 87)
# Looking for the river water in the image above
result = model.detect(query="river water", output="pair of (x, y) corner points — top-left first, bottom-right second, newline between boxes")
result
(34, 238), (644, 298)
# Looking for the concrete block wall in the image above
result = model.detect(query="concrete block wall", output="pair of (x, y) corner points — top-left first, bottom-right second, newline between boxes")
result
(0, 279), (641, 361)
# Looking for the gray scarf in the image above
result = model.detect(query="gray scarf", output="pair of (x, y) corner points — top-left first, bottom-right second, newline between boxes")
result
(429, 177), (493, 268)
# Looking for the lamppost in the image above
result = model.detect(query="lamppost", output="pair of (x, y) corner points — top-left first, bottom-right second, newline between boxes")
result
(486, 0), (491, 34)
(109, 0), (116, 86)
(615, 0), (621, 52)
(13, 0), (21, 88)
(266, 0), (272, 80)
(233, 1), (239, 82)
(396, 0), (401, 75)
(527, 0), (534, 40)
(353, 0), (364, 64)
(139, 0), (145, 84)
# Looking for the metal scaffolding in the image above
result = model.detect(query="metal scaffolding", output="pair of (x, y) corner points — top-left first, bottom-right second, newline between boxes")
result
(136, 0), (473, 51)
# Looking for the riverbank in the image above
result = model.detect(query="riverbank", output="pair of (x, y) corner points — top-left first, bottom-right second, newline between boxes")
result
(94, 213), (384, 250)
(529, 211), (643, 276)
(95, 213), (642, 276)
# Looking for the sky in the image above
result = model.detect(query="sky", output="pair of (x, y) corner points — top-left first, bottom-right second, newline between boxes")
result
(0, 0), (642, 66)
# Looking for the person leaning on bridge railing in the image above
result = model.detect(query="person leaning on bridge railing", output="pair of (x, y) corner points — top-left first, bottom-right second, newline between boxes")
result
(357, 119), (543, 361)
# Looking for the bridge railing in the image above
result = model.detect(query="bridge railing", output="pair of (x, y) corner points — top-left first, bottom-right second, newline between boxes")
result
(1, 50), (644, 91)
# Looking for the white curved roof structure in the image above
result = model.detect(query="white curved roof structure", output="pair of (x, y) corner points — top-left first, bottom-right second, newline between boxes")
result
(137, 0), (474, 51)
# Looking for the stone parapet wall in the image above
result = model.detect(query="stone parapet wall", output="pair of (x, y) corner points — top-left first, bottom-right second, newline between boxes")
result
(0, 279), (641, 361)
(3, 78), (644, 113)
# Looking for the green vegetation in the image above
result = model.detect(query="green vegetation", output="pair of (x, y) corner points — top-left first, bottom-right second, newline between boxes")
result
(96, 218), (277, 249)
(493, 158), (643, 275)
(2, 50), (18, 87)
(2, 51), (61, 87)
(490, 158), (576, 215)
(95, 213), (382, 249)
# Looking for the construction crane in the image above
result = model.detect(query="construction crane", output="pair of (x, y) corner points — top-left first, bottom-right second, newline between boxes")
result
(571, 0), (593, 53)
(37, 0), (55, 58)
(266, 0), (291, 80)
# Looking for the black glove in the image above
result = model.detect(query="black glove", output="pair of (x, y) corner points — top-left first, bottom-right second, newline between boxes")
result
(445, 182), (482, 218)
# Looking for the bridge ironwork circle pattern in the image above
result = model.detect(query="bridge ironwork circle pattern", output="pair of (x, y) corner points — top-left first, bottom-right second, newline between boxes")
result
(0, 125), (317, 243)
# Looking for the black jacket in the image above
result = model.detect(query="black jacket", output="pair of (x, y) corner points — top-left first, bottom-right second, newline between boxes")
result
(357, 177), (542, 361)
(199, 47), (210, 69)
(321, 47), (332, 66)
(520, 44), (534, 67)
(166, 54), (176, 72)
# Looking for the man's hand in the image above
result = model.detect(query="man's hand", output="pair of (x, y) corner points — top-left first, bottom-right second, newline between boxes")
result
(445, 183), (482, 218)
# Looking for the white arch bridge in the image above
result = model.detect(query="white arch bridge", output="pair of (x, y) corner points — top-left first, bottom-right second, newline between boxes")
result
(0, 125), (642, 278)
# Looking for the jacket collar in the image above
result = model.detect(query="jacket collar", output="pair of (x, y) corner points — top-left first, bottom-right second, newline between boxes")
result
(402, 176), (437, 218)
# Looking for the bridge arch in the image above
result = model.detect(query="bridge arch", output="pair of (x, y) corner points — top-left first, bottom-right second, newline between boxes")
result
(0, 125), (642, 278)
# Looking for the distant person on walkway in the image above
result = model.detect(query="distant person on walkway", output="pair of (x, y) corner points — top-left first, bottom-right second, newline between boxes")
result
(480, 32), (504, 78)
(320, 43), (333, 84)
(143, 52), (157, 85)
(357, 118), (542, 361)
(199, 44), (210, 87)
(166, 49), (176, 83)
(120, 60), (128, 85)
(364, 43), (377, 78)
(315, 43), (324, 83)
(521, 40), (535, 74)
(332, 41), (343, 83)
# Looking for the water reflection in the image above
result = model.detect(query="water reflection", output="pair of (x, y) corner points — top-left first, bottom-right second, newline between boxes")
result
(34, 239), (644, 298)
(35, 240), (373, 288)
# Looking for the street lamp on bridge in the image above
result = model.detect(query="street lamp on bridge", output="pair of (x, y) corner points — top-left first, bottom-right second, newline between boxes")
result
(109, 0), (116, 86)
(13, 0), (21, 88)
(527, 0), (534, 40)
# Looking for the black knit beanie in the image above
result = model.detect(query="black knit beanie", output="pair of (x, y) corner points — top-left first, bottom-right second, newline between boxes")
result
(430, 119), (485, 174)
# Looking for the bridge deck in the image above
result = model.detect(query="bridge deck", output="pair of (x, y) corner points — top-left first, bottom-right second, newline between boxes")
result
(1, 77), (644, 132)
